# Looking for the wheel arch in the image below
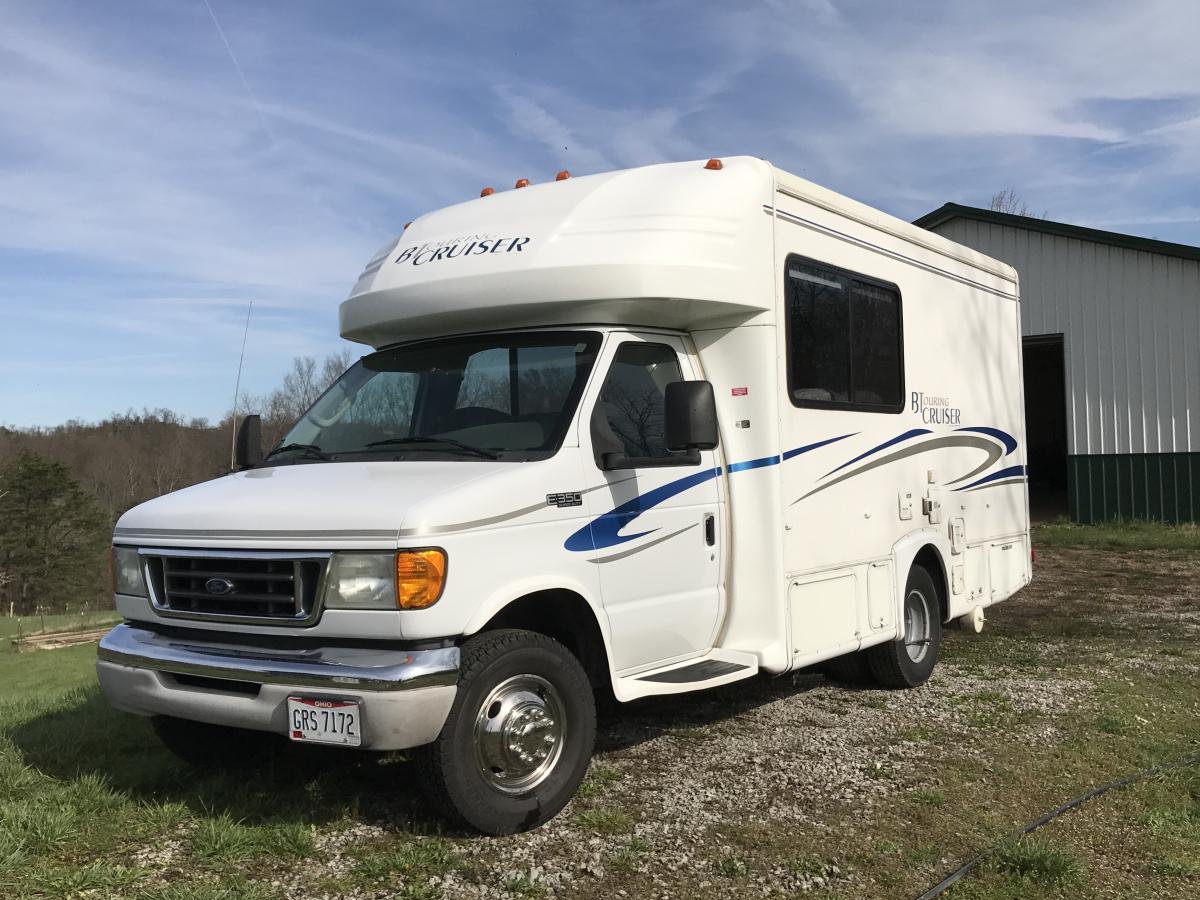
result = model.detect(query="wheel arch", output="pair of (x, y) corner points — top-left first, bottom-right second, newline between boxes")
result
(470, 588), (613, 693)
(892, 530), (951, 623)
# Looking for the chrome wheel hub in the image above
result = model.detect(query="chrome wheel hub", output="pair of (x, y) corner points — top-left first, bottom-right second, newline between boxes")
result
(904, 588), (932, 664)
(473, 674), (565, 794)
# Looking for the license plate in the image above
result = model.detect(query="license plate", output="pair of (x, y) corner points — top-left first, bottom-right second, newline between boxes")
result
(286, 697), (361, 747)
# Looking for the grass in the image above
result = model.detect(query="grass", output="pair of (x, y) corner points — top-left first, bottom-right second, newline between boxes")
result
(992, 835), (1083, 883)
(573, 805), (632, 833)
(190, 815), (315, 862)
(714, 854), (750, 877)
(1095, 713), (1132, 736)
(912, 787), (946, 807)
(0, 538), (1197, 898)
(1033, 518), (1200, 551)
(353, 839), (459, 880)
(786, 853), (836, 878)
(0, 610), (120, 643)
(609, 836), (650, 872)
(503, 873), (544, 896)
(0, 642), (102, 698)
(575, 762), (623, 799)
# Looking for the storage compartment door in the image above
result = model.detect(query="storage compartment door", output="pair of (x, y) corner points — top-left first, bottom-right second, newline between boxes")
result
(866, 561), (895, 633)
(988, 537), (1028, 602)
(789, 572), (858, 663)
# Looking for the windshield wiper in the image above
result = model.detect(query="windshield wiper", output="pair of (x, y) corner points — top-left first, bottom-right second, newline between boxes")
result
(267, 442), (334, 461)
(362, 436), (500, 460)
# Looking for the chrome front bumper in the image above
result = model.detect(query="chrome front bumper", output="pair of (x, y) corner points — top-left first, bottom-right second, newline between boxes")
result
(96, 623), (459, 750)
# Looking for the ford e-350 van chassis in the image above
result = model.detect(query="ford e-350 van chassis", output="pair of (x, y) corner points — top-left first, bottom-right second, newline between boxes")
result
(98, 157), (1031, 834)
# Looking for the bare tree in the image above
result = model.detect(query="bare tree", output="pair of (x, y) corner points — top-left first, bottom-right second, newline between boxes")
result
(321, 348), (354, 390)
(240, 349), (359, 451)
(989, 190), (1047, 219)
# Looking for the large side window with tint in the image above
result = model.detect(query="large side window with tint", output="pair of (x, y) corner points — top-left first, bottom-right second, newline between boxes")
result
(786, 256), (903, 412)
(597, 343), (685, 462)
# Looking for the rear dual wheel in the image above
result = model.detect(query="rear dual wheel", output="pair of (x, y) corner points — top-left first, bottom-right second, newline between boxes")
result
(866, 565), (943, 688)
(826, 565), (943, 689)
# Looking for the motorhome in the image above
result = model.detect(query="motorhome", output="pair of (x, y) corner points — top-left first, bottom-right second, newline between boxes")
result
(98, 157), (1031, 834)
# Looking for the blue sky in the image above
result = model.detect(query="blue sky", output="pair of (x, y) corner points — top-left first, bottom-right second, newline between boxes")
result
(2, 0), (1198, 427)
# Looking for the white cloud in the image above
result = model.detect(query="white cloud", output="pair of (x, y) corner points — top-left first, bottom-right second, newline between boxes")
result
(0, 0), (1196, 426)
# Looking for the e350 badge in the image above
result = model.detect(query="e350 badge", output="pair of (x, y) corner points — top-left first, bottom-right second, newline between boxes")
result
(546, 492), (583, 508)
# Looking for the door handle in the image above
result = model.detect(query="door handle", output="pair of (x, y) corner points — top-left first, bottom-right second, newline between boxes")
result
(704, 514), (716, 546)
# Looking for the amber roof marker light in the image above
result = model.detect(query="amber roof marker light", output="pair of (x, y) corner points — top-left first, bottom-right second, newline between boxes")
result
(480, 187), (495, 197)
(704, 158), (724, 170)
(514, 178), (531, 188)
(555, 170), (571, 181)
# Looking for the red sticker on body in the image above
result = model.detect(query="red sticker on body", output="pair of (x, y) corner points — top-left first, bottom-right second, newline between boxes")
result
(731, 387), (748, 396)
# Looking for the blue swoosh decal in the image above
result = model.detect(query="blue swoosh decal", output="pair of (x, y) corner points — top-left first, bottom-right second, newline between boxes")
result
(727, 454), (779, 473)
(956, 426), (1017, 456)
(825, 428), (930, 476)
(953, 464), (1026, 491)
(566, 434), (856, 552)
(565, 467), (721, 551)
(783, 433), (857, 460)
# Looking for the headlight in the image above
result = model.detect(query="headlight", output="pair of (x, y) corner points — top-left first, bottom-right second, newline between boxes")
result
(323, 553), (396, 609)
(322, 550), (448, 610)
(112, 546), (147, 597)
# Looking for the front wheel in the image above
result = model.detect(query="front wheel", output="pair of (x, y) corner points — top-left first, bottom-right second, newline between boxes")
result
(415, 629), (596, 834)
(866, 565), (943, 688)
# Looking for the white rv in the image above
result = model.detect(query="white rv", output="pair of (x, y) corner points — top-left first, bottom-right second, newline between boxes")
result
(98, 157), (1030, 834)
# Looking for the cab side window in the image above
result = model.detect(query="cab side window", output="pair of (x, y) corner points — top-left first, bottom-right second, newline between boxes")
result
(597, 343), (684, 461)
(786, 256), (903, 412)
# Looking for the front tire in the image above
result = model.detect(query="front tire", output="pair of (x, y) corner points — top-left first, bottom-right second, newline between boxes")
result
(415, 629), (596, 834)
(866, 565), (943, 688)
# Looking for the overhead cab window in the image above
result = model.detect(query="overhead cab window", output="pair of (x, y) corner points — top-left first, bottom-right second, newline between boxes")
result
(786, 256), (903, 412)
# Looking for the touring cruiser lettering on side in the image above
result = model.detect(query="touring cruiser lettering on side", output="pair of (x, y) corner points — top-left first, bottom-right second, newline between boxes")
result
(911, 391), (962, 424)
(395, 233), (532, 267)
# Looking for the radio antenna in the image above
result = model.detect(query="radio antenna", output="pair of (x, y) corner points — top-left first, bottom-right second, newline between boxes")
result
(229, 300), (254, 469)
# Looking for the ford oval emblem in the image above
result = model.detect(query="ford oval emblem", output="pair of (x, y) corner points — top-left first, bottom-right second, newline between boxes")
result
(204, 577), (235, 596)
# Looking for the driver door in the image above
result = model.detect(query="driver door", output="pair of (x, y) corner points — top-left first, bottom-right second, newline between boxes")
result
(579, 333), (724, 673)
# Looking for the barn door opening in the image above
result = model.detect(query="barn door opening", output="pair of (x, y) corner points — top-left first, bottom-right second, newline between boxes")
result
(1022, 334), (1068, 520)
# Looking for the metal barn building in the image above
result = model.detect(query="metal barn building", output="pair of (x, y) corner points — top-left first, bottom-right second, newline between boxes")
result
(915, 204), (1200, 524)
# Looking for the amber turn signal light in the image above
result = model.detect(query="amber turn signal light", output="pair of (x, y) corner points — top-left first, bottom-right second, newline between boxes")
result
(514, 178), (531, 188)
(480, 187), (495, 197)
(555, 170), (571, 181)
(395, 549), (447, 609)
(704, 158), (723, 170)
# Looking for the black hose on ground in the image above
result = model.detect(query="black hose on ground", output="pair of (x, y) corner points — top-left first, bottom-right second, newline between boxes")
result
(913, 748), (1200, 900)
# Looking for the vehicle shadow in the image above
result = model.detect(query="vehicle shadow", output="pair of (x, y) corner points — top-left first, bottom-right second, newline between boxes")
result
(594, 668), (828, 753)
(8, 669), (838, 837)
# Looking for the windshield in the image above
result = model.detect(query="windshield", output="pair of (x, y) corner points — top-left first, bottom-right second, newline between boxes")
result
(268, 331), (602, 464)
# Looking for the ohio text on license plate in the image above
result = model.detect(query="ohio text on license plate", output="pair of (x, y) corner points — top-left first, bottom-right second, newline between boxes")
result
(287, 697), (361, 746)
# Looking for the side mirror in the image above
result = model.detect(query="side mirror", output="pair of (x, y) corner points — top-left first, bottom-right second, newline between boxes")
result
(590, 402), (628, 471)
(665, 381), (718, 452)
(235, 414), (263, 469)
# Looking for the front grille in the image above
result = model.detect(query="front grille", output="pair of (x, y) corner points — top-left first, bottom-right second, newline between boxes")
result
(142, 551), (329, 626)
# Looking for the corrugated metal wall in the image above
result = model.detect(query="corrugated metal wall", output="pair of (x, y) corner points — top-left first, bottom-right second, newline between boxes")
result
(932, 218), (1199, 457)
(928, 218), (1200, 522)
